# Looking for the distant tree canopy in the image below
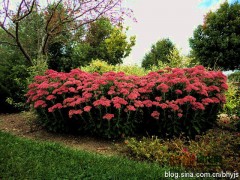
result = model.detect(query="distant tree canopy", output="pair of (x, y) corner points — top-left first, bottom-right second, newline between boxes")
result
(189, 2), (240, 71)
(48, 17), (136, 71)
(141, 38), (175, 69)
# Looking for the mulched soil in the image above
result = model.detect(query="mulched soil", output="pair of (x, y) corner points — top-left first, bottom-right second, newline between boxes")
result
(0, 113), (123, 155)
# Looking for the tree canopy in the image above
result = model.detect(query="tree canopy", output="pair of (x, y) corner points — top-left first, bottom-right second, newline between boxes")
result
(141, 38), (175, 69)
(48, 17), (136, 71)
(189, 2), (240, 70)
(85, 18), (136, 65)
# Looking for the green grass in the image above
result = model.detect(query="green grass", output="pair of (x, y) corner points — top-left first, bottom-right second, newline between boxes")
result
(0, 131), (187, 179)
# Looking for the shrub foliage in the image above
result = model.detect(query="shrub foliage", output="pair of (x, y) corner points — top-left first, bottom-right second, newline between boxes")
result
(124, 129), (240, 172)
(26, 66), (227, 138)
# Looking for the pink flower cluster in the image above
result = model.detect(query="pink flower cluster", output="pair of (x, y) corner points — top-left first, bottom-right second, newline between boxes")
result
(26, 66), (227, 123)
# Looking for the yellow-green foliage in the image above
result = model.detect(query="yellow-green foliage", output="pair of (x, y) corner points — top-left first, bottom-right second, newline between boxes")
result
(81, 58), (198, 77)
(125, 137), (173, 165)
(149, 47), (197, 70)
(104, 27), (136, 64)
(115, 65), (148, 76)
(81, 59), (149, 76)
(81, 59), (115, 74)
(221, 81), (240, 131)
(223, 82), (240, 115)
(27, 57), (48, 85)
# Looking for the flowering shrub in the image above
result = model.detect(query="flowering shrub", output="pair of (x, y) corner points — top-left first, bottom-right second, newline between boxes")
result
(26, 66), (227, 138)
(124, 129), (240, 172)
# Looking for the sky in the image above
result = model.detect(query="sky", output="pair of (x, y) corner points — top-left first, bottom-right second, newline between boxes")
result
(123, 0), (240, 65)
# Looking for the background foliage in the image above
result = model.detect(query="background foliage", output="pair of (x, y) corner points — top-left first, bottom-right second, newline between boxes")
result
(189, 2), (240, 71)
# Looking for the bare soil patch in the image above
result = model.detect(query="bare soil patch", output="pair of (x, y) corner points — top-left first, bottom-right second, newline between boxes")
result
(0, 112), (122, 155)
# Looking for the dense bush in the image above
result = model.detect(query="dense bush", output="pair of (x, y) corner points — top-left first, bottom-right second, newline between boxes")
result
(222, 82), (240, 116)
(228, 71), (240, 83)
(0, 64), (30, 112)
(81, 59), (148, 76)
(26, 66), (227, 138)
(123, 129), (240, 172)
(0, 50), (48, 113)
(221, 81), (240, 131)
(0, 44), (30, 112)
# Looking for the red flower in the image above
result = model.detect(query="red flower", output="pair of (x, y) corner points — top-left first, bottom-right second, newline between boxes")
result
(143, 100), (153, 107)
(82, 92), (93, 99)
(157, 83), (169, 93)
(68, 87), (77, 93)
(220, 83), (228, 90)
(175, 89), (182, 95)
(126, 105), (136, 111)
(93, 97), (111, 107)
(155, 96), (162, 102)
(202, 98), (214, 105)
(46, 95), (56, 101)
(208, 85), (220, 92)
(112, 97), (128, 105)
(191, 102), (205, 111)
(151, 111), (160, 120)
(69, 109), (83, 118)
(103, 113), (114, 120)
(177, 113), (183, 118)
(48, 103), (63, 112)
(34, 100), (47, 108)
(114, 103), (121, 109)
(134, 100), (144, 108)
(182, 147), (188, 153)
(128, 92), (140, 100)
(84, 106), (92, 112)
(108, 90), (116, 95)
(159, 103), (168, 109)
(211, 97), (220, 103)
(119, 88), (129, 95)
(38, 82), (49, 89)
(63, 97), (76, 104)
(168, 102), (179, 111)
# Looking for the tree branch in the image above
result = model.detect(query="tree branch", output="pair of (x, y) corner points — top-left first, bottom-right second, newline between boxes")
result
(14, 0), (36, 23)
(0, 25), (16, 39)
(15, 22), (33, 65)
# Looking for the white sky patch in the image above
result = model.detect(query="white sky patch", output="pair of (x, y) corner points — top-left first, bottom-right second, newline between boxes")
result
(122, 0), (231, 65)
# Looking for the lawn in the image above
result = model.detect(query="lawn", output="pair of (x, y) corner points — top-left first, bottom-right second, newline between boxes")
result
(0, 131), (186, 179)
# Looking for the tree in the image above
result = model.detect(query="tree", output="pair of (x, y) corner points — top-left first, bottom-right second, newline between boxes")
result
(47, 17), (136, 71)
(0, 0), (134, 65)
(141, 38), (175, 69)
(189, 2), (240, 70)
(85, 17), (136, 65)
